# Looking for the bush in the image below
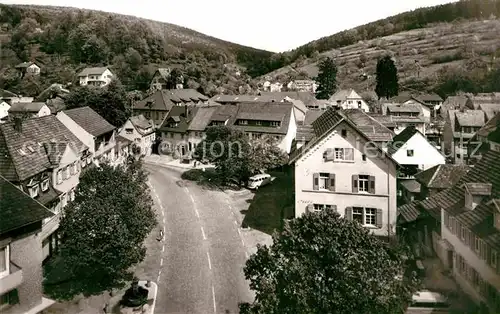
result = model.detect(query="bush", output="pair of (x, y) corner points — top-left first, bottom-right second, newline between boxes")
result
(431, 51), (463, 64)
(181, 169), (205, 181)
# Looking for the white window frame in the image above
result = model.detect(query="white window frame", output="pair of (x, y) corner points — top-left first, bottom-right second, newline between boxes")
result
(319, 173), (329, 190)
(271, 121), (280, 127)
(239, 120), (248, 125)
(125, 128), (133, 135)
(41, 179), (49, 192)
(407, 149), (414, 157)
(57, 169), (63, 184)
(334, 148), (354, 162)
(255, 121), (262, 126)
(0, 245), (9, 278)
(29, 185), (39, 198)
(353, 207), (377, 227)
(313, 204), (334, 212)
(358, 175), (370, 192)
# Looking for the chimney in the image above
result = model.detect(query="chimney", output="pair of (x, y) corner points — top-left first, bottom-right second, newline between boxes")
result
(13, 117), (23, 132)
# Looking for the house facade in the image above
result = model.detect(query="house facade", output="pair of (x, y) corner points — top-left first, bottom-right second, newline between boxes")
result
(287, 80), (317, 93)
(329, 89), (370, 112)
(381, 103), (427, 134)
(118, 115), (155, 156)
(15, 62), (41, 77)
(133, 89), (209, 128)
(290, 109), (398, 238)
(0, 100), (10, 122)
(150, 68), (171, 90)
(443, 109), (485, 163)
(56, 107), (117, 166)
(0, 176), (55, 314)
(77, 67), (114, 87)
(7, 102), (51, 120)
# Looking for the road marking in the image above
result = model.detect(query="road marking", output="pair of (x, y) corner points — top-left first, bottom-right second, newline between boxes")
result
(160, 258), (163, 266)
(201, 226), (207, 240)
(194, 208), (200, 218)
(162, 245), (165, 252)
(189, 194), (195, 203)
(211, 285), (217, 313)
(207, 252), (212, 270)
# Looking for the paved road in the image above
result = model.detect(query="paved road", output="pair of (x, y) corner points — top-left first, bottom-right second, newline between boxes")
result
(145, 164), (253, 314)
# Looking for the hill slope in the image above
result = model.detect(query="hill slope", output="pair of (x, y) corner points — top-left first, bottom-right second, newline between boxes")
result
(260, 18), (500, 95)
(0, 4), (272, 95)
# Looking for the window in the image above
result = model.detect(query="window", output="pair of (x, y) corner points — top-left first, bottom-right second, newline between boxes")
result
(170, 133), (174, 138)
(319, 173), (329, 190)
(61, 194), (67, 208)
(255, 121), (262, 126)
(81, 159), (87, 168)
(357, 101), (362, 108)
(352, 175), (375, 194)
(313, 204), (335, 211)
(41, 179), (49, 192)
(70, 162), (76, 175)
(351, 207), (379, 227)
(461, 227), (466, 241)
(29, 185), (39, 198)
(239, 120), (248, 125)
(70, 189), (75, 202)
(0, 245), (7, 274)
(271, 121), (280, 127)
(57, 169), (63, 183)
(333, 148), (354, 161)
(341, 129), (347, 137)
(475, 236), (480, 254)
(358, 175), (369, 192)
(62, 167), (68, 180)
(125, 128), (133, 134)
(253, 133), (262, 140)
(407, 149), (414, 157)
(362, 154), (367, 161)
(348, 100), (352, 104)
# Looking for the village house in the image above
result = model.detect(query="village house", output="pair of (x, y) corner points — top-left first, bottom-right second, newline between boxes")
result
(0, 89), (33, 105)
(0, 176), (55, 314)
(387, 126), (446, 205)
(15, 61), (41, 78)
(56, 107), (117, 166)
(118, 115), (155, 156)
(35, 83), (70, 114)
(328, 89), (370, 112)
(160, 106), (219, 157)
(381, 103), (427, 135)
(443, 109), (486, 163)
(289, 108), (398, 238)
(398, 149), (500, 313)
(0, 100), (10, 123)
(7, 102), (51, 120)
(441, 95), (473, 120)
(133, 89), (209, 128)
(77, 67), (114, 87)
(415, 164), (471, 200)
(390, 92), (442, 119)
(150, 68), (171, 90)
(286, 80), (317, 93)
(0, 115), (89, 262)
(467, 112), (500, 165)
(210, 93), (308, 125)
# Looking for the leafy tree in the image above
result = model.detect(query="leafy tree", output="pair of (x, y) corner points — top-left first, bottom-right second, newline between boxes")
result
(375, 55), (399, 100)
(240, 208), (419, 314)
(47, 159), (156, 298)
(315, 57), (337, 99)
(65, 80), (131, 127)
(193, 126), (252, 185)
(248, 136), (288, 173)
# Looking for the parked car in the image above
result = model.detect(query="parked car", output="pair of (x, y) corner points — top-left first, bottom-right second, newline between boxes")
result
(247, 173), (272, 190)
(406, 290), (450, 313)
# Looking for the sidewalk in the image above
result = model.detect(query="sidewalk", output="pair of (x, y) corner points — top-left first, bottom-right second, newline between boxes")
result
(144, 154), (214, 171)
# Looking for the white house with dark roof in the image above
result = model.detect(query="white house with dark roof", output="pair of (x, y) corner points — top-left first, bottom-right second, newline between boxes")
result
(150, 68), (171, 91)
(56, 107), (117, 165)
(7, 102), (51, 120)
(328, 89), (370, 112)
(289, 108), (398, 238)
(381, 103), (427, 135)
(77, 67), (114, 87)
(118, 115), (155, 156)
(15, 61), (40, 77)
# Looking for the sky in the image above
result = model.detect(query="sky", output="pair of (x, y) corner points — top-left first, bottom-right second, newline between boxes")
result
(1, 0), (456, 52)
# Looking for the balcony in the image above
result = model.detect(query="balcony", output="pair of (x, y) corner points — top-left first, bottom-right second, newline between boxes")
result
(0, 262), (23, 295)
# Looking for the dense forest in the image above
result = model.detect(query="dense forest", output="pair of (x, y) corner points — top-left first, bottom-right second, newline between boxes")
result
(249, 0), (500, 77)
(0, 4), (272, 96)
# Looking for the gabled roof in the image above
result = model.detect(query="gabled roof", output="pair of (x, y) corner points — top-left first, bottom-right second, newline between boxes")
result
(415, 164), (470, 189)
(0, 89), (17, 98)
(487, 124), (500, 144)
(400, 179), (421, 193)
(159, 106), (193, 133)
(134, 89), (207, 111)
(368, 113), (397, 128)
(258, 91), (318, 107)
(328, 89), (361, 102)
(188, 107), (219, 131)
(154, 68), (171, 79)
(15, 61), (38, 69)
(36, 83), (70, 103)
(62, 107), (116, 136)
(417, 92), (443, 102)
(475, 112), (500, 138)
(283, 97), (308, 115)
(77, 67), (110, 77)
(303, 109), (324, 126)
(464, 182), (492, 196)
(129, 115), (153, 131)
(386, 103), (422, 113)
(8, 102), (46, 113)
(289, 108), (398, 165)
(0, 115), (87, 181)
(232, 102), (293, 135)
(43, 142), (69, 165)
(455, 110), (485, 127)
(388, 126), (420, 155)
(0, 175), (53, 234)
(341, 109), (394, 142)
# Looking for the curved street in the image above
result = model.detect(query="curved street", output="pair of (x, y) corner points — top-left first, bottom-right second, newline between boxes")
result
(144, 164), (254, 314)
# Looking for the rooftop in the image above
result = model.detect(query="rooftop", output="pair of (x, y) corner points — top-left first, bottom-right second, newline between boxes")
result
(62, 107), (116, 136)
(0, 175), (53, 234)
(455, 110), (485, 127)
(129, 115), (153, 131)
(415, 164), (471, 190)
(386, 103), (422, 113)
(8, 102), (46, 113)
(134, 89), (208, 111)
(77, 67), (110, 77)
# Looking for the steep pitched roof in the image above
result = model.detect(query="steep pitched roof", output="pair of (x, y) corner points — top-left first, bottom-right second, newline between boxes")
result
(15, 61), (37, 69)
(368, 113), (397, 128)
(77, 67), (109, 77)
(159, 106), (195, 134)
(386, 103), (422, 113)
(258, 91), (318, 107)
(455, 110), (485, 127)
(63, 107), (116, 136)
(289, 108), (397, 164)
(129, 115), (153, 131)
(415, 164), (470, 189)
(187, 107), (219, 131)
(155, 68), (171, 79)
(0, 115), (87, 181)
(135, 89), (208, 111)
(388, 126), (419, 155)
(341, 109), (394, 142)
(0, 175), (53, 234)
(8, 102), (46, 113)
(418, 92), (443, 102)
(303, 110), (324, 126)
(475, 112), (500, 138)
(328, 89), (361, 103)
(231, 102), (293, 135)
(0, 89), (17, 98)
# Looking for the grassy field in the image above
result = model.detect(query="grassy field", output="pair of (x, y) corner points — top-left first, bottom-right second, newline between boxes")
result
(259, 19), (500, 93)
(242, 170), (295, 235)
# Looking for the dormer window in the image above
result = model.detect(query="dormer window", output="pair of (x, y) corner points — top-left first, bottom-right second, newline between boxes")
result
(27, 179), (39, 198)
(125, 128), (133, 135)
(271, 121), (281, 127)
(239, 120), (248, 125)
(41, 178), (49, 192)
(255, 121), (262, 126)
(464, 183), (492, 210)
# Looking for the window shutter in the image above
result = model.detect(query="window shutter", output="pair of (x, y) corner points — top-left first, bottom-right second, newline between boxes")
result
(345, 148), (354, 161)
(313, 173), (319, 190)
(328, 173), (336, 191)
(376, 208), (383, 228)
(369, 176), (376, 194)
(352, 175), (358, 193)
(324, 148), (334, 161)
(345, 207), (353, 221)
(306, 204), (313, 214)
